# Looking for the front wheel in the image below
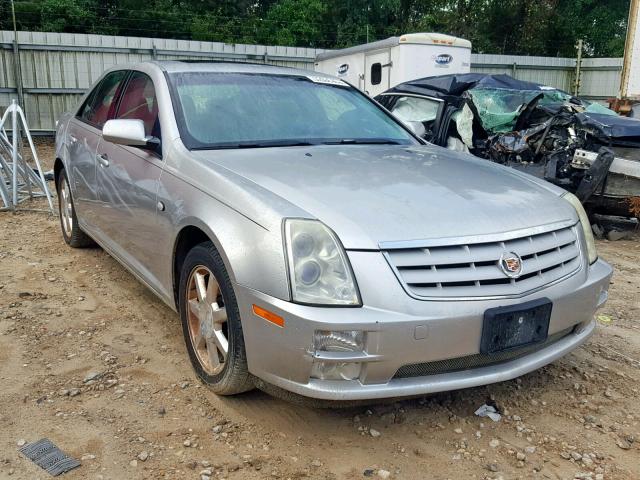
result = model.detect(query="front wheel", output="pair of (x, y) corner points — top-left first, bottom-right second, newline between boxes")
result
(179, 242), (254, 395)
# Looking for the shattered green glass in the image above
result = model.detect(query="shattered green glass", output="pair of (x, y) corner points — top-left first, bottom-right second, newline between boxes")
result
(468, 87), (573, 133)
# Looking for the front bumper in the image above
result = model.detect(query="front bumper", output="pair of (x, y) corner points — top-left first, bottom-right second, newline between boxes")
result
(236, 257), (612, 401)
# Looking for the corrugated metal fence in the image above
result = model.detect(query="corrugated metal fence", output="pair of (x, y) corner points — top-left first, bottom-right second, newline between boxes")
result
(470, 54), (622, 102)
(0, 30), (326, 132)
(0, 30), (623, 133)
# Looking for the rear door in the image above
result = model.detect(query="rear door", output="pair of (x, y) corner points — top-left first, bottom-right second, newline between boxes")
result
(365, 50), (391, 97)
(95, 70), (166, 288)
(66, 70), (127, 231)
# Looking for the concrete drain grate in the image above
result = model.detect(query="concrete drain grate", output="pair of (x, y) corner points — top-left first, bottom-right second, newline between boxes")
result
(19, 438), (81, 476)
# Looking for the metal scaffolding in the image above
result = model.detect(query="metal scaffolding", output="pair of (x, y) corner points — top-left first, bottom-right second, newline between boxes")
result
(0, 99), (54, 212)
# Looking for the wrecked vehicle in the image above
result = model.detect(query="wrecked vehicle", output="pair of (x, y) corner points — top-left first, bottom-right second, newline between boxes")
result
(376, 74), (640, 230)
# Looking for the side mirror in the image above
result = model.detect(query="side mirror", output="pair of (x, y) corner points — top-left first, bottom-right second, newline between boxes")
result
(404, 120), (426, 138)
(103, 119), (159, 150)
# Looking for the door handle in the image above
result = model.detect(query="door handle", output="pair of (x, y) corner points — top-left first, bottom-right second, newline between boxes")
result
(97, 153), (109, 167)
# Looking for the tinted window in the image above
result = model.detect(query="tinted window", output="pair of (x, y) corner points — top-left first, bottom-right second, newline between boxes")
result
(169, 73), (415, 149)
(371, 63), (382, 85)
(115, 72), (160, 138)
(78, 70), (127, 128)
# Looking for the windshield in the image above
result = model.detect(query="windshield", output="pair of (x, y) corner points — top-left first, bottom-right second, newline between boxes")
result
(169, 72), (416, 149)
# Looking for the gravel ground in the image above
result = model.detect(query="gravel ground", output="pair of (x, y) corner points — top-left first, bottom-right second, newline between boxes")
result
(0, 140), (638, 480)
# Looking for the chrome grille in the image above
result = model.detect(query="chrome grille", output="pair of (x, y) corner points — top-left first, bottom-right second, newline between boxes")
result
(384, 225), (581, 299)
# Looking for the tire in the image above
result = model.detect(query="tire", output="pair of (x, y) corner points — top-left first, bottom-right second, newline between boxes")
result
(56, 168), (94, 248)
(179, 241), (254, 395)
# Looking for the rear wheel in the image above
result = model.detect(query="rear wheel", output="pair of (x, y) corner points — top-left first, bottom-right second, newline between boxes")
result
(179, 242), (254, 395)
(56, 169), (94, 248)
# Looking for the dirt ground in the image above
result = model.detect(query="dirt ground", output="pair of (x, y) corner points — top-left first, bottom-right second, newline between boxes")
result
(0, 140), (639, 480)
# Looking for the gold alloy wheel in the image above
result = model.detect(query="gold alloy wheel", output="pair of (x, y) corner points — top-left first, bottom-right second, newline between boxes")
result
(59, 177), (73, 238)
(186, 265), (229, 375)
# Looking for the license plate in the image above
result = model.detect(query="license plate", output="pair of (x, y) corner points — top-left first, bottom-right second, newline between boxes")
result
(480, 298), (552, 354)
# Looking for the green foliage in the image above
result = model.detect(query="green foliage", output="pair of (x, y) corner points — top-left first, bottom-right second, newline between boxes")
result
(256, 0), (329, 47)
(0, 0), (630, 57)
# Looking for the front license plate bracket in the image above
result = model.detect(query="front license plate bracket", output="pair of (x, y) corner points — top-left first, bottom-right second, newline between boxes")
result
(480, 298), (552, 354)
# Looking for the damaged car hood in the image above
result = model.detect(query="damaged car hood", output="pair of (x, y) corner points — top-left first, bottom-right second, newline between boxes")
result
(576, 112), (640, 144)
(194, 145), (576, 250)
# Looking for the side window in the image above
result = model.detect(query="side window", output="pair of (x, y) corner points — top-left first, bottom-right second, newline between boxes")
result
(390, 96), (441, 124)
(77, 70), (127, 128)
(371, 63), (382, 85)
(115, 72), (160, 139)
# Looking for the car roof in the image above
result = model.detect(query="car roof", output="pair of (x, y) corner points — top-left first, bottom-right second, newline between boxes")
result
(379, 73), (562, 100)
(146, 60), (330, 78)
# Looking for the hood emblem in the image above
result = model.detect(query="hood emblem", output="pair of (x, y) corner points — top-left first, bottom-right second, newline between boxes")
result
(499, 252), (523, 278)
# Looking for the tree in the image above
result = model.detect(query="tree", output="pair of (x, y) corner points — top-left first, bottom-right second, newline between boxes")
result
(256, 0), (329, 47)
(0, 0), (631, 57)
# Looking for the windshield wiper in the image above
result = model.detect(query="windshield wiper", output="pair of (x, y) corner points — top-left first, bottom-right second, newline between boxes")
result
(319, 138), (403, 145)
(194, 140), (318, 150)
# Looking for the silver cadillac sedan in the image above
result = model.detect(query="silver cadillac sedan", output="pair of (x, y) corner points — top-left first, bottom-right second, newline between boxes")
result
(54, 61), (613, 401)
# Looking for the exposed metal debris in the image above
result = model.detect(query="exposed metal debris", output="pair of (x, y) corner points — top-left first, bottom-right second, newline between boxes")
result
(377, 74), (640, 234)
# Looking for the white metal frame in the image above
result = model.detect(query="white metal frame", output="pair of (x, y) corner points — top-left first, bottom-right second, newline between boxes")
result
(0, 99), (54, 211)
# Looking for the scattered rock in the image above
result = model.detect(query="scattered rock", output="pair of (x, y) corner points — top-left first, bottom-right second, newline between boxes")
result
(83, 371), (102, 383)
(137, 451), (149, 462)
(69, 388), (81, 397)
(129, 460), (138, 467)
(377, 469), (391, 479)
(489, 439), (500, 448)
(370, 428), (381, 438)
(486, 463), (499, 472)
(616, 438), (632, 450)
(17, 439), (26, 447)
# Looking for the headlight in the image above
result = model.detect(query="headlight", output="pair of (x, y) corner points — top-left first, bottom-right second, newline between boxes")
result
(562, 192), (597, 264)
(284, 219), (361, 306)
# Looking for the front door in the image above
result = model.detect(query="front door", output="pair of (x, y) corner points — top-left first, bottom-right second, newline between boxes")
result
(95, 71), (166, 290)
(365, 50), (391, 97)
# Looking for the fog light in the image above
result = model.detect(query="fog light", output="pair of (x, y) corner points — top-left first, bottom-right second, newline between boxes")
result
(314, 330), (364, 352)
(310, 361), (362, 380)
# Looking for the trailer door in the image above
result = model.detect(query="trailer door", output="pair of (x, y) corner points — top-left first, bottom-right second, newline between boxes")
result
(364, 50), (391, 97)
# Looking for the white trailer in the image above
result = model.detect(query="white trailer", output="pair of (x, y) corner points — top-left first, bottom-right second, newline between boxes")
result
(621, 0), (640, 100)
(315, 33), (472, 97)
(615, 0), (640, 117)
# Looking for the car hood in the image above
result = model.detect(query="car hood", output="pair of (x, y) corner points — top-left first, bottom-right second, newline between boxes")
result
(194, 145), (576, 249)
(576, 112), (640, 143)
